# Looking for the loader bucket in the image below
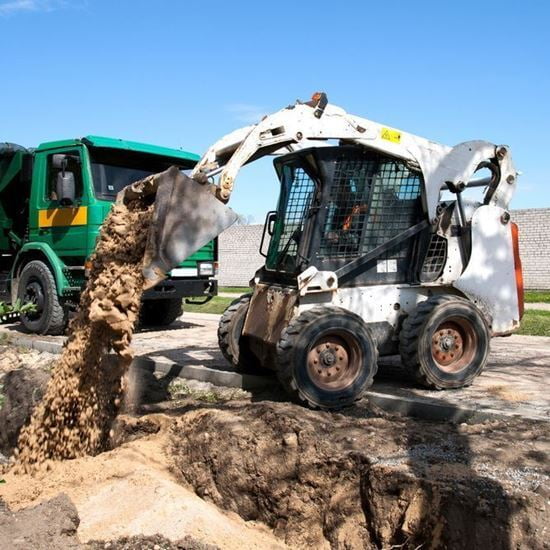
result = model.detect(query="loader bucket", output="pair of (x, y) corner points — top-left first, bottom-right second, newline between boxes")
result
(118, 166), (238, 289)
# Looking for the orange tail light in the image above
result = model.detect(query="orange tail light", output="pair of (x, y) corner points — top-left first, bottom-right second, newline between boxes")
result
(511, 222), (524, 319)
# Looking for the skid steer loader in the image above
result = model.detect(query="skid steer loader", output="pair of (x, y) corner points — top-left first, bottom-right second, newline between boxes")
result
(138, 93), (524, 410)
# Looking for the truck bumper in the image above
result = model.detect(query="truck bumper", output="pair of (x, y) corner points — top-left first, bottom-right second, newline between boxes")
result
(142, 278), (217, 301)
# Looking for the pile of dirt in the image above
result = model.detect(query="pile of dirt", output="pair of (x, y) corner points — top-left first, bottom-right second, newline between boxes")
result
(0, 493), (80, 549)
(0, 346), (56, 375)
(0, 413), (287, 549)
(170, 402), (549, 549)
(86, 534), (219, 550)
(13, 198), (153, 472)
(0, 366), (49, 455)
(0, 493), (224, 549)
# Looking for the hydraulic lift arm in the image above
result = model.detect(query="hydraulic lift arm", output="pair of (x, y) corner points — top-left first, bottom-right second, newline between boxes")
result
(137, 93), (517, 288)
(191, 93), (517, 222)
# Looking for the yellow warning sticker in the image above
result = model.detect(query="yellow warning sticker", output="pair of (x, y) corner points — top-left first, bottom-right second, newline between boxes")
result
(381, 127), (401, 144)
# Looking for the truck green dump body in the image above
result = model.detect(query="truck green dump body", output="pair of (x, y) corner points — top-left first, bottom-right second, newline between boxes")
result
(0, 136), (218, 334)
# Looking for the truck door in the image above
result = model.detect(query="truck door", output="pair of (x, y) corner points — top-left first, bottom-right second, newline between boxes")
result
(31, 148), (89, 259)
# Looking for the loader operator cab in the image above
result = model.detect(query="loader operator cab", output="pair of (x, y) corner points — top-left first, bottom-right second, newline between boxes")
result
(263, 146), (425, 286)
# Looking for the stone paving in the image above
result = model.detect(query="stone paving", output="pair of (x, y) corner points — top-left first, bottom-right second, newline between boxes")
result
(525, 302), (550, 311)
(1, 312), (548, 422)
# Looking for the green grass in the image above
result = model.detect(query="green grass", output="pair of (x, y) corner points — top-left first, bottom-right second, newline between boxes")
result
(219, 286), (250, 294)
(184, 297), (550, 335)
(518, 309), (550, 337)
(184, 296), (234, 315)
(524, 290), (550, 304)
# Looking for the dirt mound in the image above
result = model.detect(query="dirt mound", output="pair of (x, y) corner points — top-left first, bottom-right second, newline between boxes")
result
(0, 347), (56, 376)
(0, 366), (49, 455)
(86, 534), (219, 550)
(0, 493), (80, 549)
(171, 402), (549, 549)
(13, 198), (153, 472)
(1, 412), (287, 549)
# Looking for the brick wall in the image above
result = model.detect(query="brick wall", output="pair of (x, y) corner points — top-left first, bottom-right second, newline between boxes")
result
(218, 209), (550, 289)
(512, 208), (550, 290)
(218, 224), (265, 287)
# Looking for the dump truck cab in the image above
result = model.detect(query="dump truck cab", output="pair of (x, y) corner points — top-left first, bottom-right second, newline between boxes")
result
(0, 136), (218, 334)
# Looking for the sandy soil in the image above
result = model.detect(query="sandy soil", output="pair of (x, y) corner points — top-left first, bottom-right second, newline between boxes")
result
(1, 341), (548, 549)
(1, 413), (285, 549)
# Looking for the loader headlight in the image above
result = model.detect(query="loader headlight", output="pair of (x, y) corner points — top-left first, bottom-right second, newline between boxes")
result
(198, 261), (215, 277)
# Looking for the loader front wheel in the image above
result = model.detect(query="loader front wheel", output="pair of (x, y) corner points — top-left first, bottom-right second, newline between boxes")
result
(399, 295), (490, 389)
(276, 306), (378, 410)
(140, 298), (183, 327)
(217, 293), (264, 374)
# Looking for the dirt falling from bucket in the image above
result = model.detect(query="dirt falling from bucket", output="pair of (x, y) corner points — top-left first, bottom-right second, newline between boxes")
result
(13, 199), (154, 473)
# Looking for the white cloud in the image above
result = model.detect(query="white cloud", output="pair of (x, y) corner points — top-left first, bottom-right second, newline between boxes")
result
(0, 0), (76, 16)
(226, 103), (267, 124)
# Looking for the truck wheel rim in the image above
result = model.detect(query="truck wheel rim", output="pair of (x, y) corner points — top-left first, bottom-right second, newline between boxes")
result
(431, 318), (477, 373)
(307, 332), (362, 391)
(23, 280), (45, 320)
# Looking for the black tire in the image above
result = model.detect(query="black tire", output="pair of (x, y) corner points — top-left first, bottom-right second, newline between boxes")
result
(140, 298), (183, 326)
(276, 306), (378, 410)
(399, 295), (490, 389)
(18, 260), (67, 335)
(217, 293), (264, 374)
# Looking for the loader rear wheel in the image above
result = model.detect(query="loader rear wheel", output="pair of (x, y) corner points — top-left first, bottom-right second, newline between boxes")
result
(399, 295), (490, 389)
(276, 306), (378, 410)
(217, 293), (264, 374)
(18, 260), (67, 335)
(140, 298), (183, 326)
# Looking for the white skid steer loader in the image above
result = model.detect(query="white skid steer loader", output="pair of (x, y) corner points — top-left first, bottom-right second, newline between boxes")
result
(135, 93), (524, 410)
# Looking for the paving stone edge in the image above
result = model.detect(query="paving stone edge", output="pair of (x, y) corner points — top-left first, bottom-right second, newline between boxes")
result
(4, 334), (546, 424)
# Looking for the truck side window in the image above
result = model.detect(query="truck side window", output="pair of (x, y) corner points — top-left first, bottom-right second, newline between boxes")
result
(46, 152), (83, 202)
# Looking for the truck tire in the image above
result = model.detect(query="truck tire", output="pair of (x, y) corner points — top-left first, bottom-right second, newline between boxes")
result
(399, 295), (490, 389)
(217, 294), (264, 374)
(275, 306), (378, 410)
(140, 298), (183, 327)
(18, 260), (67, 335)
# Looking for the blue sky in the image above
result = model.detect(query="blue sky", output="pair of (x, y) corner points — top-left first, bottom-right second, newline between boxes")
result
(1, 0), (548, 221)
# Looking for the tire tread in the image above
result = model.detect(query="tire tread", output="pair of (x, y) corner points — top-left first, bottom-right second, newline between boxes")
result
(276, 306), (378, 409)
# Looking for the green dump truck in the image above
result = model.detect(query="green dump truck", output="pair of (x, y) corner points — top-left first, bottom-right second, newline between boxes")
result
(0, 136), (218, 335)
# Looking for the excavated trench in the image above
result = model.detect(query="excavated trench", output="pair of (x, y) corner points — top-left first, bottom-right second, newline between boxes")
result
(13, 197), (153, 472)
(170, 401), (549, 550)
(0, 176), (547, 548)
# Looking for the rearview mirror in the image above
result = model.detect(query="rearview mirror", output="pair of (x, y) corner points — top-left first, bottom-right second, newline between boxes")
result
(56, 171), (76, 206)
(51, 154), (67, 170)
(259, 210), (277, 257)
(267, 211), (277, 236)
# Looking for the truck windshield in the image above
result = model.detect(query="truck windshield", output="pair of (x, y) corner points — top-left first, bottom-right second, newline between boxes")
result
(90, 147), (193, 200)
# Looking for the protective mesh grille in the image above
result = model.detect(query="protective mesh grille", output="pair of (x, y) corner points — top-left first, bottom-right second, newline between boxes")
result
(319, 158), (422, 259)
(420, 233), (447, 281)
(268, 167), (316, 269)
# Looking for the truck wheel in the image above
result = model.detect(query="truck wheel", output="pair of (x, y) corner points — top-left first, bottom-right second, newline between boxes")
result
(140, 298), (183, 326)
(276, 306), (378, 410)
(399, 295), (490, 389)
(18, 260), (67, 335)
(217, 294), (264, 374)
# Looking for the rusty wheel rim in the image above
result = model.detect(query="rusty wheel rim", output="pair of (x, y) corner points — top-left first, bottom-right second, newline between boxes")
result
(431, 318), (477, 373)
(307, 332), (362, 391)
